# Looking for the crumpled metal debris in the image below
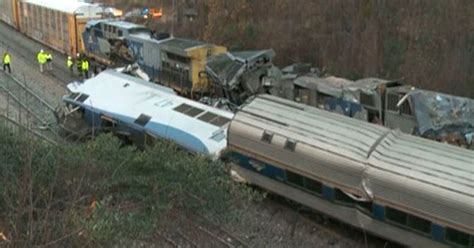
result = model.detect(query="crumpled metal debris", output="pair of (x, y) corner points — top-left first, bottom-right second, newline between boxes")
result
(409, 90), (474, 148)
(206, 49), (276, 105)
(409, 90), (474, 133)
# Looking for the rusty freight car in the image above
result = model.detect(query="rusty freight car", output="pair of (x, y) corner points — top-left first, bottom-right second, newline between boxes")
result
(1, 0), (104, 56)
(0, 0), (20, 28)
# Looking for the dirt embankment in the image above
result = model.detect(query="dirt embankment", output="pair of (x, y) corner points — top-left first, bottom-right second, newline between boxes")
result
(108, 0), (474, 98)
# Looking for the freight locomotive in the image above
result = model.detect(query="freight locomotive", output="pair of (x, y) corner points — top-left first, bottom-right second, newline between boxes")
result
(58, 70), (474, 248)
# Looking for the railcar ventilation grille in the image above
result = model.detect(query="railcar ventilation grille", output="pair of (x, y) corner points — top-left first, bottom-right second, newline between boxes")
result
(210, 116), (231, 127)
(173, 103), (204, 117)
(198, 112), (231, 127)
(198, 112), (218, 122)
(134, 114), (152, 127)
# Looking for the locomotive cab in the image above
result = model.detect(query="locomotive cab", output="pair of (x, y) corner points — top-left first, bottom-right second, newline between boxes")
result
(83, 20), (151, 66)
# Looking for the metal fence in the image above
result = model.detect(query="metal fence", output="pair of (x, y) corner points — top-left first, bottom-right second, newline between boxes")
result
(0, 72), (60, 144)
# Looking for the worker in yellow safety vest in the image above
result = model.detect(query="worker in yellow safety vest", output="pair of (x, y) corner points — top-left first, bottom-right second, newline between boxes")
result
(76, 53), (82, 76)
(66, 56), (74, 75)
(45, 52), (53, 71)
(37, 49), (47, 73)
(2, 52), (11, 73)
(82, 59), (90, 79)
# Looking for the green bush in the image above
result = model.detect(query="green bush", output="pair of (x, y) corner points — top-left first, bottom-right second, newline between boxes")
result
(0, 127), (258, 247)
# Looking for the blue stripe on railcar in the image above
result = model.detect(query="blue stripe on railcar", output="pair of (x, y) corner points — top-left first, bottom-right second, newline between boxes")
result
(227, 152), (285, 182)
(229, 150), (473, 247)
(431, 223), (445, 242)
(372, 203), (385, 221)
(83, 108), (209, 153)
(322, 185), (334, 201)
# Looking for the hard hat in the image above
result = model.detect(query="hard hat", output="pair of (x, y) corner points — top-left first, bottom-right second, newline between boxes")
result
(68, 56), (72, 59)
(76, 53), (80, 57)
(40, 49), (44, 53)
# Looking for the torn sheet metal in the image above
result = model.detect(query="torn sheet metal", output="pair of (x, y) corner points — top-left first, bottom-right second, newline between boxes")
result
(409, 90), (474, 133)
(323, 98), (368, 121)
(409, 90), (474, 148)
(206, 49), (276, 91)
(206, 49), (276, 105)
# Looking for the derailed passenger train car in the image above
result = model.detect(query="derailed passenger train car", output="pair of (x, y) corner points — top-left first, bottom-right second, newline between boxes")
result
(59, 69), (234, 160)
(227, 95), (474, 247)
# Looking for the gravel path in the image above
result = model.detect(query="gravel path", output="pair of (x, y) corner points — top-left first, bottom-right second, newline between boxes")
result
(0, 21), (76, 106)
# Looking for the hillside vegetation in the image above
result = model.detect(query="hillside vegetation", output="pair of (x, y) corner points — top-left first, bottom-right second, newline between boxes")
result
(0, 126), (255, 247)
(109, 0), (474, 98)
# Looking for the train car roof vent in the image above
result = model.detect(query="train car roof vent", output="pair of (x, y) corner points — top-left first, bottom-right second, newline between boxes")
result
(284, 139), (297, 151)
(134, 114), (152, 127)
(261, 131), (273, 144)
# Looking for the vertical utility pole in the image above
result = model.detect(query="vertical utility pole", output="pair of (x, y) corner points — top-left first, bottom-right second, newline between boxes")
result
(171, 0), (176, 37)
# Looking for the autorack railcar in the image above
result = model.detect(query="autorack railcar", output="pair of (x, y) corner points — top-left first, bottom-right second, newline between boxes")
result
(0, 0), (20, 28)
(227, 94), (474, 247)
(17, 0), (102, 56)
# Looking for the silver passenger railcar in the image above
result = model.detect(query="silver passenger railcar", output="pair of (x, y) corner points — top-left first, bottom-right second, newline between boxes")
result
(227, 94), (474, 247)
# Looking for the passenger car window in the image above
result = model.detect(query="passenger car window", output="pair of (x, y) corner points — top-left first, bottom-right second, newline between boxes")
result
(261, 131), (273, 143)
(445, 228), (470, 247)
(284, 139), (297, 151)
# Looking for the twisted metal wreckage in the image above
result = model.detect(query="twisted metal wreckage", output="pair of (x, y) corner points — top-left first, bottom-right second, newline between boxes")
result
(204, 49), (474, 149)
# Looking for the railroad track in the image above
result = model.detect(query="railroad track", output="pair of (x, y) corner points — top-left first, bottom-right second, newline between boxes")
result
(0, 21), (76, 86)
(0, 72), (60, 142)
(263, 194), (401, 248)
(153, 208), (248, 248)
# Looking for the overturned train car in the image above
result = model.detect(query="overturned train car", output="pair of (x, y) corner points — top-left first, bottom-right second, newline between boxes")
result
(227, 95), (474, 247)
(58, 69), (234, 160)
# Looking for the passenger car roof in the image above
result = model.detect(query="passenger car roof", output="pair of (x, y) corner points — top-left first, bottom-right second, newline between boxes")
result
(236, 94), (388, 161)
